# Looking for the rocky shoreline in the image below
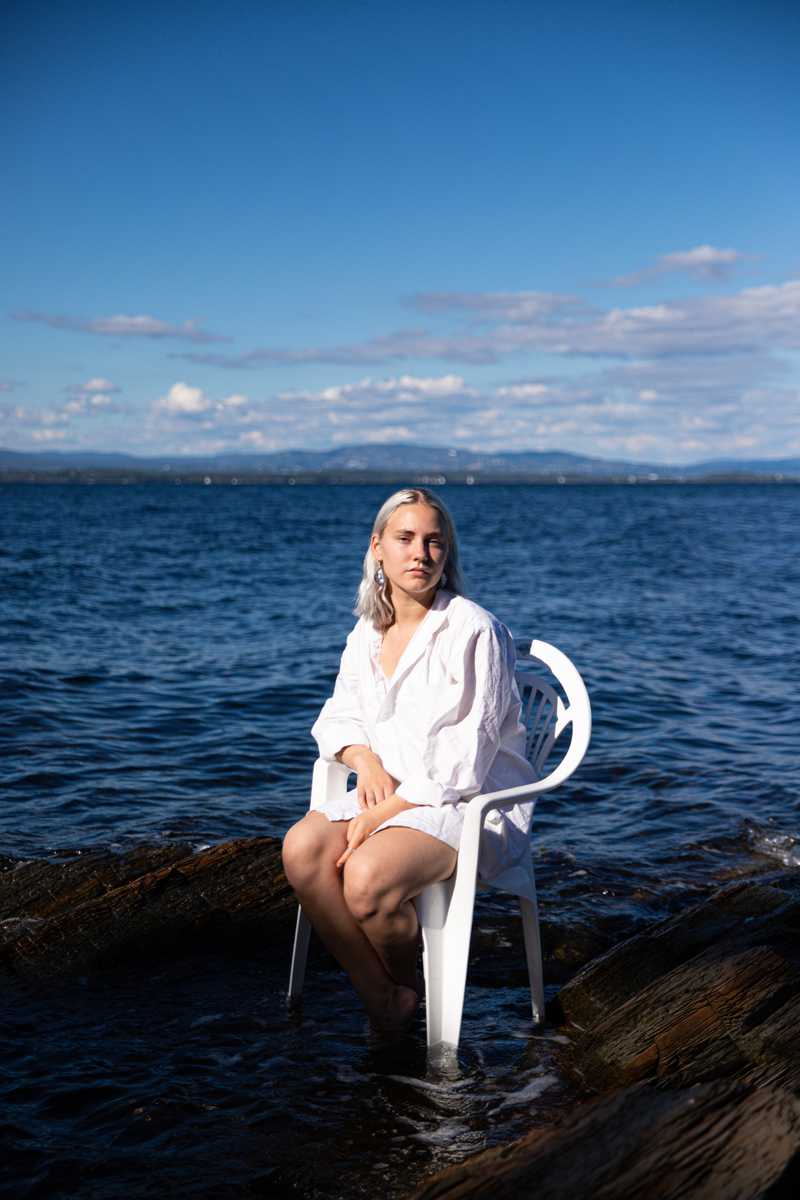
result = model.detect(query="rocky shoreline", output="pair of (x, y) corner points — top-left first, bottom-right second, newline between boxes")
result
(3, 840), (799, 1198)
(415, 875), (800, 1198)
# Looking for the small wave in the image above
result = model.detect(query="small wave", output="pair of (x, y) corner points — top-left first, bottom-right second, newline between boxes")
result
(487, 1071), (559, 1114)
(746, 822), (800, 868)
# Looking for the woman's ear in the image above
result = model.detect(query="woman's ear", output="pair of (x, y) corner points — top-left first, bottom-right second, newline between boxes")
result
(370, 532), (381, 560)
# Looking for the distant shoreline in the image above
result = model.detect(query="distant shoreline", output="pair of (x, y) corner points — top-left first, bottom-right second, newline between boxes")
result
(2, 469), (798, 486)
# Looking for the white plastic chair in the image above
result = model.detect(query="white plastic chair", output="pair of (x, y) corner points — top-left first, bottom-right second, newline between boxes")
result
(287, 639), (591, 1052)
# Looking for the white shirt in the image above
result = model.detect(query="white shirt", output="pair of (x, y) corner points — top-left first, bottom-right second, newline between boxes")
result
(311, 591), (537, 886)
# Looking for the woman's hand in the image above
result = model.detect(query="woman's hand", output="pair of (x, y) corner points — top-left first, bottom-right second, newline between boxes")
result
(339, 745), (398, 810)
(335, 792), (417, 869)
(336, 807), (385, 868)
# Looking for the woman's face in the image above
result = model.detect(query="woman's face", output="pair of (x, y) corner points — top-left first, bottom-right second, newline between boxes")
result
(372, 503), (448, 603)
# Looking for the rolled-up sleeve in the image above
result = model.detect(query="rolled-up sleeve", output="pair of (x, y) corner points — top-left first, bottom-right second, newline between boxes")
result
(311, 626), (370, 761)
(395, 621), (515, 807)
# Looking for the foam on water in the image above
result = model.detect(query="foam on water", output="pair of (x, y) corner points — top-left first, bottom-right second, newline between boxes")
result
(746, 821), (800, 868)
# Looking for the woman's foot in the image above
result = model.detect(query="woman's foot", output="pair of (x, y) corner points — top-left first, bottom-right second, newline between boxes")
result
(367, 982), (419, 1032)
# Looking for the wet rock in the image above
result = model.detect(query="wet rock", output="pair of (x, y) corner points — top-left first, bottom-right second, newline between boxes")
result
(409, 1080), (800, 1200)
(554, 880), (800, 1093)
(0, 838), (294, 981)
(0, 842), (195, 920)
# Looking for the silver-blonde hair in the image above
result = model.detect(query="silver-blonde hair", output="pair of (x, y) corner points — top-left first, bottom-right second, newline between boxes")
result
(355, 487), (467, 630)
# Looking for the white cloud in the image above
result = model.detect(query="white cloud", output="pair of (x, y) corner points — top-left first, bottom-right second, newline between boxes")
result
(239, 430), (281, 448)
(332, 425), (416, 444)
(10, 403), (67, 426)
(157, 382), (212, 414)
(152, 383), (255, 423)
(614, 244), (756, 286)
(494, 383), (550, 400)
(31, 428), (67, 442)
(281, 374), (474, 407)
(412, 291), (585, 321)
(174, 328), (506, 369)
(473, 407), (502, 424)
(154, 388), (250, 422)
(60, 377), (121, 416)
(63, 394), (113, 414)
(663, 246), (742, 273)
(12, 311), (230, 344)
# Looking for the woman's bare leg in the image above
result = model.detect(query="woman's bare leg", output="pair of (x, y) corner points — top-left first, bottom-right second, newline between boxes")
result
(282, 813), (417, 1029)
(342, 828), (457, 992)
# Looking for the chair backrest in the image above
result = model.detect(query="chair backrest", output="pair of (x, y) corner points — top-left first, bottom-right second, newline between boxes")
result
(514, 639), (592, 790)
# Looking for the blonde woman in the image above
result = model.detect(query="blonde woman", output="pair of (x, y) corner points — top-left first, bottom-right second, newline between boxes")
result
(282, 488), (535, 1030)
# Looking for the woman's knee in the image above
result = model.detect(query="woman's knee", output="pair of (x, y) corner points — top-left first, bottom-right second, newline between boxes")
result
(282, 816), (329, 885)
(342, 852), (391, 924)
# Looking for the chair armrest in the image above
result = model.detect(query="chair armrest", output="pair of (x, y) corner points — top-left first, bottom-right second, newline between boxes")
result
(452, 762), (583, 900)
(309, 758), (351, 810)
(441, 780), (547, 909)
(459, 780), (545, 845)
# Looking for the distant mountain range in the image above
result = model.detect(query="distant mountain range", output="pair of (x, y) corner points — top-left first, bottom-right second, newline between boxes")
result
(1, 443), (798, 480)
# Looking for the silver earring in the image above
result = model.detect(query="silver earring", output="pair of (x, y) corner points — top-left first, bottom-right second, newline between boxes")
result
(374, 563), (385, 587)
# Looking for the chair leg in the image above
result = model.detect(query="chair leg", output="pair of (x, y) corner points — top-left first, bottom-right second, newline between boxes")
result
(416, 881), (450, 1048)
(416, 876), (475, 1051)
(520, 893), (545, 1025)
(288, 905), (312, 1001)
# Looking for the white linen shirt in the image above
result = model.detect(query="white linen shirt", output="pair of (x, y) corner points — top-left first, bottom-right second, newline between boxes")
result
(311, 591), (537, 890)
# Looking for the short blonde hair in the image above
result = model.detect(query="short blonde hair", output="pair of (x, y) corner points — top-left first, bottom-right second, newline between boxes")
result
(355, 488), (467, 630)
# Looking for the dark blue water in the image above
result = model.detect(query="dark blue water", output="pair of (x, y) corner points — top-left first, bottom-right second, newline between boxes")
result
(2, 483), (799, 1198)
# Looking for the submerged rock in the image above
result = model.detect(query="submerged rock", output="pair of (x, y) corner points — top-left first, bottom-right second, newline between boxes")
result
(0, 838), (294, 981)
(409, 1080), (800, 1200)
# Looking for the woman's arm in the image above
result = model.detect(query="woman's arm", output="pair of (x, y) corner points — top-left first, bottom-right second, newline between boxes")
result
(337, 743), (399, 810)
(311, 625), (372, 762)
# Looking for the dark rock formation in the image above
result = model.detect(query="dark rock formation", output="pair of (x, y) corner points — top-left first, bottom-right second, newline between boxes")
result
(411, 878), (800, 1199)
(553, 880), (800, 1093)
(0, 838), (294, 981)
(409, 1080), (800, 1200)
(0, 842), (195, 921)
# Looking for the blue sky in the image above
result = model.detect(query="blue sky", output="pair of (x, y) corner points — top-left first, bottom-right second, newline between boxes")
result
(3, 0), (799, 463)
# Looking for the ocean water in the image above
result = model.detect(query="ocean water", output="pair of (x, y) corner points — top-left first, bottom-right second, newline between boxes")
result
(2, 482), (799, 1197)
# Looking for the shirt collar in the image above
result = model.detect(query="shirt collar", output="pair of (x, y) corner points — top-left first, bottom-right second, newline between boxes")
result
(368, 589), (453, 689)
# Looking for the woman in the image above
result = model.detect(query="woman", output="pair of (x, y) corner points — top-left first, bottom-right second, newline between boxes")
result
(282, 488), (536, 1031)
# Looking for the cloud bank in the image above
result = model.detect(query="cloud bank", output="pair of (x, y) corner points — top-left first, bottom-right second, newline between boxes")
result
(170, 277), (800, 369)
(12, 311), (230, 344)
(5, 245), (798, 463)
